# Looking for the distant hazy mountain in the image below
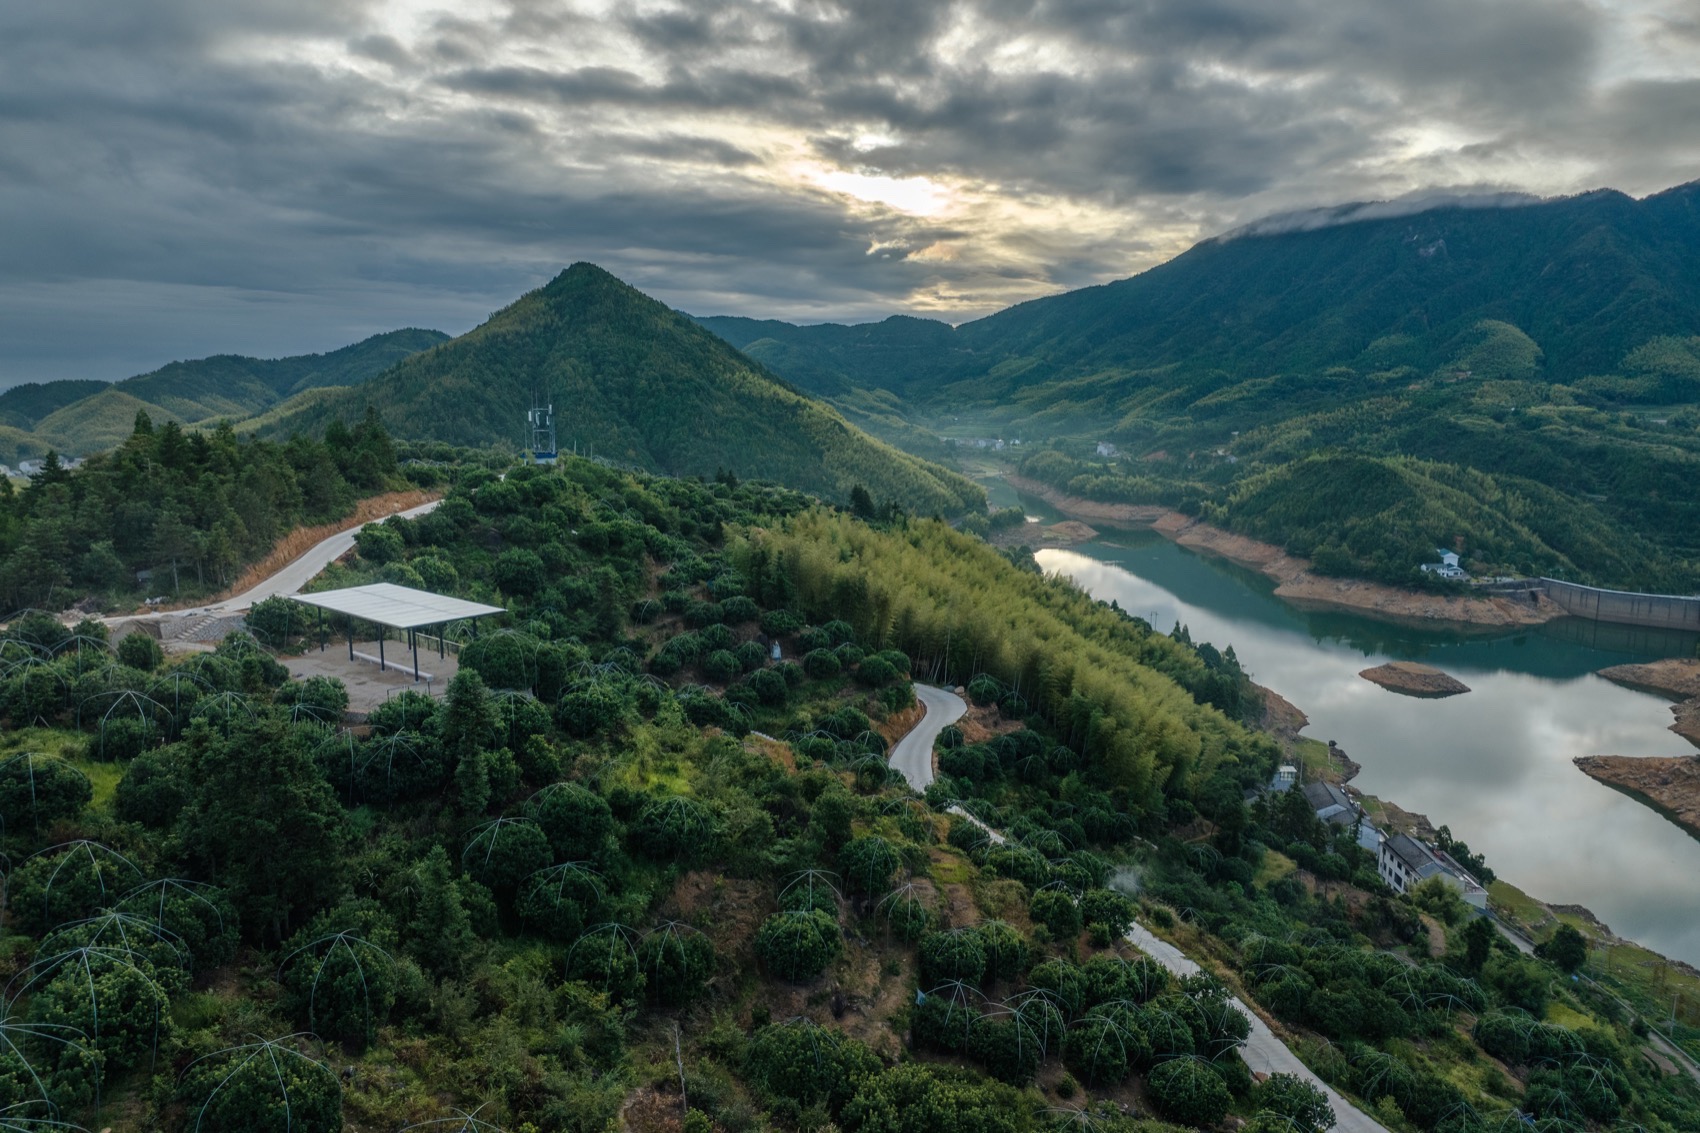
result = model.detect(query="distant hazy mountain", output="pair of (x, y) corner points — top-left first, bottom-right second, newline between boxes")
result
(702, 182), (1700, 400)
(283, 264), (983, 515)
(698, 182), (1700, 590)
(0, 328), (448, 461)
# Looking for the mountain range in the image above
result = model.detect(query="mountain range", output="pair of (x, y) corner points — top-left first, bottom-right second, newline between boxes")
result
(703, 182), (1700, 590)
(14, 180), (1700, 586)
(0, 328), (448, 463)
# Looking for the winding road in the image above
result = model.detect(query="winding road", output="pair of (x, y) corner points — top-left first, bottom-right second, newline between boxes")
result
(894, 684), (1391, 1133)
(115, 499), (443, 628)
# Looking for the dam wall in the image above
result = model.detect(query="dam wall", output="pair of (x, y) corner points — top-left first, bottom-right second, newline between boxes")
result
(1539, 578), (1700, 631)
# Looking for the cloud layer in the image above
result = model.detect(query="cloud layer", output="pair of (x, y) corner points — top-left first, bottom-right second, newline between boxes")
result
(2, 0), (1697, 383)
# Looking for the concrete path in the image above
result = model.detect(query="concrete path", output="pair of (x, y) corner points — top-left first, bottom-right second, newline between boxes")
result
(112, 499), (443, 630)
(888, 683), (966, 791)
(211, 499), (442, 612)
(1124, 922), (1388, 1132)
(887, 686), (1390, 1133)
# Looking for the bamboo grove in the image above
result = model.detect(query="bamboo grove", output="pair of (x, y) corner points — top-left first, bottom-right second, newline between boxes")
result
(735, 512), (1278, 813)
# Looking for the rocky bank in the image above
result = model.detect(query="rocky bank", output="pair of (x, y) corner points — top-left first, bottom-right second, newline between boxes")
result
(1575, 755), (1700, 841)
(1358, 661), (1472, 698)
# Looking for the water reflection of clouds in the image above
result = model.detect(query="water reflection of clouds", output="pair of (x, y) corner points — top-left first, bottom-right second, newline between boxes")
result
(1037, 547), (1700, 966)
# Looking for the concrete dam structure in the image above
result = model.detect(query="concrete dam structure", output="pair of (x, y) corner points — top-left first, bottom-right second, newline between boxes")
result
(1540, 578), (1700, 631)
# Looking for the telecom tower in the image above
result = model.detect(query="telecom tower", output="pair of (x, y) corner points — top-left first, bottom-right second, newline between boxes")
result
(527, 395), (558, 463)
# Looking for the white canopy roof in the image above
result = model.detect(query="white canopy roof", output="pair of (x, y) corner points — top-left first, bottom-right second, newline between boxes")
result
(288, 582), (504, 630)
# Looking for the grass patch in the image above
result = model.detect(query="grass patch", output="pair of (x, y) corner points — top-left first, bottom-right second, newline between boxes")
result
(929, 852), (973, 886)
(1546, 1001), (1596, 1031)
(1253, 849), (1297, 887)
(1294, 737), (1335, 780)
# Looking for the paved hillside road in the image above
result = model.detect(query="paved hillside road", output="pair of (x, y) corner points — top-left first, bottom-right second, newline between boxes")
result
(211, 499), (444, 612)
(889, 683), (966, 790)
(111, 498), (444, 627)
(889, 686), (1391, 1133)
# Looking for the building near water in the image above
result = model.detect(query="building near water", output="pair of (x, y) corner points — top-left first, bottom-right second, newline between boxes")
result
(1378, 832), (1487, 908)
(1421, 549), (1467, 580)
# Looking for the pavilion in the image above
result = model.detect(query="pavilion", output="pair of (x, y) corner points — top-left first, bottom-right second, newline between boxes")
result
(288, 582), (505, 681)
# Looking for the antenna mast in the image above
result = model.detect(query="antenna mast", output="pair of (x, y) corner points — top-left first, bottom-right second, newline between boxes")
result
(526, 392), (557, 464)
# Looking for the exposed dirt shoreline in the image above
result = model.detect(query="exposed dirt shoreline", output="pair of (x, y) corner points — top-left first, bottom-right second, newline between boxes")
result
(1575, 755), (1700, 842)
(1004, 473), (1562, 629)
(1359, 661), (1471, 698)
(1599, 658), (1700, 701)
(1598, 659), (1700, 748)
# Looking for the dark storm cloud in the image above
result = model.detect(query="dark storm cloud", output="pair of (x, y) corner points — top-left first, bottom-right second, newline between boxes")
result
(0, 0), (1693, 387)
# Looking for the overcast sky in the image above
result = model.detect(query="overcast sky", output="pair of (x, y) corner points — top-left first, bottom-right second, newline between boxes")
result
(2, 0), (1698, 385)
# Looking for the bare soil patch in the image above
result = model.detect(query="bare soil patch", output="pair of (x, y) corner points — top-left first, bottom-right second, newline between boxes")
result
(1359, 661), (1471, 698)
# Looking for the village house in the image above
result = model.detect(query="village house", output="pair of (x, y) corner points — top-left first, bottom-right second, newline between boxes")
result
(1377, 832), (1487, 908)
(1303, 781), (1381, 851)
(1421, 549), (1467, 580)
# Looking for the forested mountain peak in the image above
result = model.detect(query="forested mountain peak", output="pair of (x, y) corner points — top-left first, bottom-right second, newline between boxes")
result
(283, 264), (985, 515)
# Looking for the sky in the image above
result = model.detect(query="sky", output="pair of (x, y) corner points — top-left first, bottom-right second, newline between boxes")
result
(2, 0), (1699, 385)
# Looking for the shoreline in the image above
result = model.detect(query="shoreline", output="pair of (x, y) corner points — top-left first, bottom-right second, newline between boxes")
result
(1575, 755), (1700, 844)
(1004, 473), (1562, 630)
(1597, 659), (1700, 749)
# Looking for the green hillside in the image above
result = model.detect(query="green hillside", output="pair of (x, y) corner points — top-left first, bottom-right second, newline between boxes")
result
(289, 264), (984, 515)
(5, 454), (1695, 1130)
(699, 182), (1700, 589)
(0, 328), (448, 460)
(0, 379), (106, 430)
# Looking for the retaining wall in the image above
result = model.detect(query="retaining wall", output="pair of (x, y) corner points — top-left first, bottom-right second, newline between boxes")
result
(1540, 578), (1700, 631)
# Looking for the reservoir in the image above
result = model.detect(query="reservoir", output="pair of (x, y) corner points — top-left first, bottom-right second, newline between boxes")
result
(1014, 495), (1700, 967)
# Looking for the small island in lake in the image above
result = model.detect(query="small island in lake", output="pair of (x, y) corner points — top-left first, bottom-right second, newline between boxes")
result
(1575, 755), (1700, 841)
(1359, 661), (1471, 698)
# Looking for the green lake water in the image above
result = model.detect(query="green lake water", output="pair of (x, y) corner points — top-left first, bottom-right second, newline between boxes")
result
(1004, 484), (1700, 966)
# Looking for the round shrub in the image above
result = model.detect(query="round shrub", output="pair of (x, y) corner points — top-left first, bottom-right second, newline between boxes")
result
(176, 1040), (341, 1133)
(874, 649), (911, 675)
(1030, 889), (1082, 939)
(919, 929), (987, 986)
(755, 909), (842, 981)
(969, 1016), (1040, 1085)
(460, 632), (539, 690)
(685, 600), (725, 628)
(833, 642), (865, 666)
(820, 620), (856, 646)
(702, 649), (739, 683)
(855, 655), (897, 686)
(966, 675), (1002, 705)
(977, 921), (1030, 982)
(1252, 1073), (1336, 1132)
(638, 927), (716, 1007)
(734, 640), (768, 672)
(1063, 1013), (1134, 1086)
(721, 596), (759, 623)
(493, 548), (546, 596)
(803, 649), (842, 680)
(759, 609), (803, 637)
(1148, 1058), (1233, 1128)
(0, 753), (91, 832)
(1080, 888), (1136, 937)
(746, 668), (788, 707)
(838, 835), (900, 895)
(697, 623), (735, 652)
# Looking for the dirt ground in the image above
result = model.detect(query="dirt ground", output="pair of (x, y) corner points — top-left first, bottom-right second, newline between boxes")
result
(283, 639), (460, 714)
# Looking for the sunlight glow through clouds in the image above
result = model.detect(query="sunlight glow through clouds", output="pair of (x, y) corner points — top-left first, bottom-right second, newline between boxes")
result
(801, 165), (956, 217)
